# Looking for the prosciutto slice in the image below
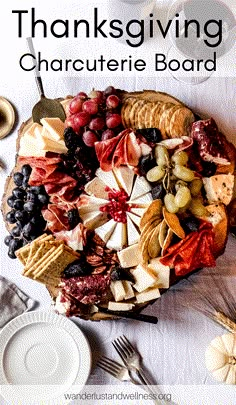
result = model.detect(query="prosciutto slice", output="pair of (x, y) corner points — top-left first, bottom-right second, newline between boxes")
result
(54, 223), (84, 251)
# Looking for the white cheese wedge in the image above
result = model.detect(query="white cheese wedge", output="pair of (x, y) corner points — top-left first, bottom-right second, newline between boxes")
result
(96, 168), (120, 191)
(82, 211), (107, 230)
(127, 215), (140, 246)
(129, 192), (153, 206)
(135, 286), (161, 304)
(41, 134), (68, 154)
(203, 174), (234, 206)
(24, 122), (42, 138)
(19, 137), (47, 157)
(40, 117), (65, 141)
(106, 222), (127, 250)
(130, 176), (151, 201)
(131, 264), (157, 292)
(95, 219), (117, 243)
(113, 166), (135, 195)
(108, 302), (134, 311)
(148, 258), (170, 289)
(84, 177), (108, 199)
(129, 208), (146, 218)
(122, 280), (135, 300)
(22, 133), (46, 149)
(78, 195), (108, 215)
(127, 212), (141, 228)
(110, 280), (126, 302)
(117, 244), (142, 268)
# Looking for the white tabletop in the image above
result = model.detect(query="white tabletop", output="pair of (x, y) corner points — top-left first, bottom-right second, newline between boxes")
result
(0, 1), (236, 404)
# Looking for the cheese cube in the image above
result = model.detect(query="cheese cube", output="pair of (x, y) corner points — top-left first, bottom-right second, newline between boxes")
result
(131, 264), (157, 292)
(122, 280), (135, 300)
(19, 137), (46, 157)
(108, 302), (134, 311)
(135, 286), (161, 304)
(117, 244), (142, 268)
(148, 258), (170, 289)
(203, 174), (234, 206)
(40, 118), (65, 141)
(110, 281), (127, 302)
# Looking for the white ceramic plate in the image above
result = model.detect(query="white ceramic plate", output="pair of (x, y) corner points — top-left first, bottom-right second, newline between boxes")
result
(0, 310), (91, 404)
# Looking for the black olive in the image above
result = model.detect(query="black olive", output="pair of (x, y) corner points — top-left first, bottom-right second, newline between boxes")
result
(62, 259), (91, 278)
(13, 172), (24, 187)
(110, 266), (135, 283)
(181, 217), (200, 233)
(7, 196), (16, 208)
(138, 128), (162, 143)
(139, 155), (156, 176)
(12, 187), (26, 200)
(151, 183), (165, 200)
(6, 210), (17, 224)
(67, 209), (80, 229)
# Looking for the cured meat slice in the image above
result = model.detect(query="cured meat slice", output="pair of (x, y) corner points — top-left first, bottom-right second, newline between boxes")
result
(54, 223), (84, 251)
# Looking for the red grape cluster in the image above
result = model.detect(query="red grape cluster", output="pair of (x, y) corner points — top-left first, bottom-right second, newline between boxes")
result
(65, 86), (123, 147)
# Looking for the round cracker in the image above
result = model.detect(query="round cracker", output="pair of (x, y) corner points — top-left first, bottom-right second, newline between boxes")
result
(139, 217), (161, 246)
(121, 97), (137, 128)
(144, 102), (155, 128)
(137, 103), (151, 129)
(163, 207), (185, 240)
(129, 99), (146, 129)
(148, 223), (161, 259)
(169, 106), (195, 138)
(159, 219), (168, 248)
(161, 228), (174, 255)
(164, 105), (182, 138)
(149, 102), (163, 129)
(156, 102), (175, 137)
(140, 200), (162, 231)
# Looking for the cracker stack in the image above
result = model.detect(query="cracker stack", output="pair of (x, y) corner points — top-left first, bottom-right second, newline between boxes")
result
(16, 234), (80, 287)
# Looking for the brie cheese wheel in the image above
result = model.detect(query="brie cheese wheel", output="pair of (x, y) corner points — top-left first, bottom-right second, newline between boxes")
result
(40, 117), (65, 141)
(95, 219), (116, 243)
(117, 244), (142, 268)
(127, 211), (141, 228)
(127, 215), (140, 246)
(113, 166), (135, 195)
(203, 174), (234, 206)
(106, 222), (126, 250)
(148, 258), (170, 289)
(129, 176), (151, 201)
(84, 177), (108, 199)
(131, 264), (157, 292)
(135, 286), (160, 304)
(96, 168), (120, 191)
(108, 302), (134, 311)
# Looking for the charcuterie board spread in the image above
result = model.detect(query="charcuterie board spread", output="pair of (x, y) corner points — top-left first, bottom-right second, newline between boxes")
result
(2, 87), (236, 320)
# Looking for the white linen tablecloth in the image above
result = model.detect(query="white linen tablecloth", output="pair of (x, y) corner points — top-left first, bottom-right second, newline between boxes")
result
(0, 1), (235, 404)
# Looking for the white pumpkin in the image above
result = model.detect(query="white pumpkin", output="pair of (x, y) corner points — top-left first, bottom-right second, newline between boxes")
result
(205, 333), (236, 385)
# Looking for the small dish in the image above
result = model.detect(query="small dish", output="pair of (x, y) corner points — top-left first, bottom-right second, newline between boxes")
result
(0, 310), (91, 403)
(0, 97), (15, 139)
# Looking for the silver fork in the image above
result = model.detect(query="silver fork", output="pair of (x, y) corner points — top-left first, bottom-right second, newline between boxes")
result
(97, 355), (138, 385)
(112, 334), (154, 387)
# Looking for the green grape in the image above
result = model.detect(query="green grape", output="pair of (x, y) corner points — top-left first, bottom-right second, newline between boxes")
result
(190, 178), (203, 197)
(146, 165), (165, 182)
(172, 165), (195, 182)
(189, 198), (208, 217)
(171, 151), (189, 166)
(155, 145), (169, 166)
(164, 193), (179, 214)
(175, 186), (191, 208)
(175, 180), (188, 192)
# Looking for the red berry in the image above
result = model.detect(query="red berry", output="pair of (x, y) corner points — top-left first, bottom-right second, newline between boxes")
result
(82, 99), (99, 115)
(83, 131), (99, 147)
(74, 112), (91, 128)
(69, 97), (83, 114)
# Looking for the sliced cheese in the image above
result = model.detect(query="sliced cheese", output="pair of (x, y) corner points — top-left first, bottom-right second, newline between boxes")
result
(78, 195), (108, 215)
(24, 122), (42, 138)
(19, 137), (47, 157)
(106, 222), (127, 250)
(81, 211), (107, 230)
(203, 174), (234, 206)
(122, 280), (135, 300)
(131, 264), (157, 292)
(96, 168), (120, 191)
(129, 207), (146, 218)
(113, 166), (135, 195)
(108, 302), (134, 311)
(110, 280), (126, 302)
(130, 176), (151, 201)
(148, 258), (170, 289)
(117, 244), (142, 268)
(135, 286), (161, 303)
(41, 135), (67, 154)
(127, 215), (140, 246)
(129, 192), (153, 206)
(21, 133), (45, 149)
(95, 219), (116, 243)
(84, 177), (108, 199)
(127, 211), (141, 228)
(40, 117), (65, 141)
